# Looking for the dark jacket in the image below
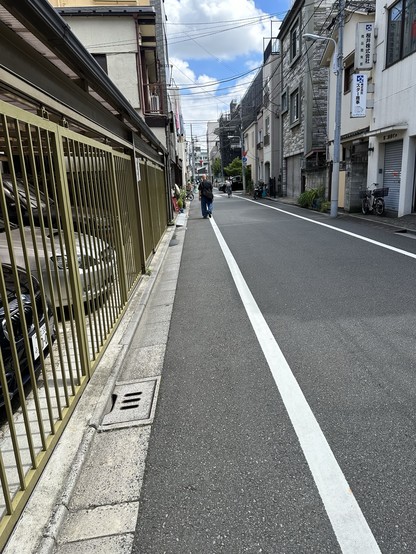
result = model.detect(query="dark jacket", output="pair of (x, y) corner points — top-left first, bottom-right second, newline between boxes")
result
(199, 180), (213, 198)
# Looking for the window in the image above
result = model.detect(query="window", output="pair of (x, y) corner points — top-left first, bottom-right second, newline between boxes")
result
(290, 22), (300, 61)
(264, 80), (270, 106)
(403, 0), (416, 56)
(290, 88), (300, 124)
(387, 0), (416, 66)
(91, 53), (108, 74)
(281, 90), (288, 113)
(264, 118), (270, 146)
(344, 61), (354, 93)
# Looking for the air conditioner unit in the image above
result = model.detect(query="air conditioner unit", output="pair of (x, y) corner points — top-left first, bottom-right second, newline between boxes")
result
(150, 94), (160, 113)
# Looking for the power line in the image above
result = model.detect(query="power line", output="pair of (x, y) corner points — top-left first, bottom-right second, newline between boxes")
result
(171, 65), (262, 90)
(168, 16), (280, 45)
(174, 0), (350, 135)
(166, 12), (285, 27)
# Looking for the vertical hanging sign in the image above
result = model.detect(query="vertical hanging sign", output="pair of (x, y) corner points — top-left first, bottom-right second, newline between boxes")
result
(351, 74), (367, 117)
(355, 22), (374, 69)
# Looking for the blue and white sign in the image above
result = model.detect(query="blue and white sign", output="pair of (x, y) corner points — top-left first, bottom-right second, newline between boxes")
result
(351, 74), (367, 118)
(355, 22), (374, 69)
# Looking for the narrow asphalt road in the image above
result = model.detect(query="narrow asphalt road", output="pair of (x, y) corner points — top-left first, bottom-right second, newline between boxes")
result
(132, 192), (416, 553)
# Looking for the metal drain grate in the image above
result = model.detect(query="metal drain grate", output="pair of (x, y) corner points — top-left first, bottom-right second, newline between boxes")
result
(101, 378), (158, 428)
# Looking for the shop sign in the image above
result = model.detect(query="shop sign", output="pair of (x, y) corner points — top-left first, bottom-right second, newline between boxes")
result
(351, 74), (367, 118)
(355, 22), (374, 69)
(382, 132), (398, 142)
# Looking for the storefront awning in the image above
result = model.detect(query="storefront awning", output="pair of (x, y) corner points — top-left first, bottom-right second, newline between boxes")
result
(362, 124), (407, 138)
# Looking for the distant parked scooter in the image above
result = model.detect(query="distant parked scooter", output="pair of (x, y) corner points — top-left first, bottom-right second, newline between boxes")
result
(253, 184), (261, 199)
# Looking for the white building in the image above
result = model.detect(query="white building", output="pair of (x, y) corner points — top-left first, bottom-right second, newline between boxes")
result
(366, 0), (416, 215)
(262, 38), (281, 193)
(244, 120), (258, 186)
(323, 6), (375, 211)
(207, 121), (219, 180)
(324, 0), (415, 216)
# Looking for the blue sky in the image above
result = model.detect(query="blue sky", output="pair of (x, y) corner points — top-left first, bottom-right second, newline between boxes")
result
(164, 0), (292, 142)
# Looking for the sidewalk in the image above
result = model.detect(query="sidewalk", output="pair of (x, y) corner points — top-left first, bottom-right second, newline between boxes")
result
(266, 195), (416, 232)
(4, 210), (188, 554)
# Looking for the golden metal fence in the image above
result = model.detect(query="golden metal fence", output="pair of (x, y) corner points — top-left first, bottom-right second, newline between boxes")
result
(115, 154), (145, 293)
(0, 99), (166, 548)
(139, 160), (168, 262)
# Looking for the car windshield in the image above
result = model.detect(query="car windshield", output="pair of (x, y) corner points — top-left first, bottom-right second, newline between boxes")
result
(2, 176), (49, 211)
(0, 264), (32, 309)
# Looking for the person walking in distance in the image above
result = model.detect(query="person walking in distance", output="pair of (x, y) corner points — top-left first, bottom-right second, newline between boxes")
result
(198, 175), (214, 218)
(225, 178), (232, 197)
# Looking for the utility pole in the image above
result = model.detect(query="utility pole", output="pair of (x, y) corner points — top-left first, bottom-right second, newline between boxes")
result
(190, 124), (195, 183)
(331, 0), (345, 218)
(220, 126), (224, 182)
(206, 129), (211, 181)
(241, 125), (246, 193)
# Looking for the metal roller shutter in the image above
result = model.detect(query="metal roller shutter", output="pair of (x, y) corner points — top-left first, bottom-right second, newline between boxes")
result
(383, 140), (403, 211)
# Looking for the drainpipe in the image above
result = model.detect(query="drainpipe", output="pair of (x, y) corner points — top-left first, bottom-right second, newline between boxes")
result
(134, 15), (145, 115)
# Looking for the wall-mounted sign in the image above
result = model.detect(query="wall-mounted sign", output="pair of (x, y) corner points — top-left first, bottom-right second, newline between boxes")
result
(355, 22), (374, 70)
(351, 74), (367, 118)
(382, 132), (398, 142)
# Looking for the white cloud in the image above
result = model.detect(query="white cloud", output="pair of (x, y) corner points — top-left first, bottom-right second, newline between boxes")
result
(170, 57), (221, 132)
(165, 0), (279, 141)
(165, 0), (270, 60)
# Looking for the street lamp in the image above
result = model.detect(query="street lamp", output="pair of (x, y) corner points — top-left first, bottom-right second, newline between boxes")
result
(303, 34), (338, 74)
(303, 5), (344, 218)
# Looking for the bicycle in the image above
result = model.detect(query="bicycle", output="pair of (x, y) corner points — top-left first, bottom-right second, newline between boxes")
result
(186, 189), (194, 201)
(359, 184), (389, 216)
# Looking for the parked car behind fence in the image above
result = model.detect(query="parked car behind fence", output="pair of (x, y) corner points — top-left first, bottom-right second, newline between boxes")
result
(0, 263), (55, 407)
(0, 227), (117, 308)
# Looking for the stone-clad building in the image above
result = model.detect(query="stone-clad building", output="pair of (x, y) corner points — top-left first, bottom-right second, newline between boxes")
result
(278, 0), (334, 199)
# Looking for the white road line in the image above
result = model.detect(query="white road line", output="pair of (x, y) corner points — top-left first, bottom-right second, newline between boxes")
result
(210, 216), (381, 554)
(241, 198), (416, 260)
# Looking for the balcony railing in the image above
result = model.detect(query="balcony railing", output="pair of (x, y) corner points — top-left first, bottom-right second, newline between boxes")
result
(257, 141), (264, 150)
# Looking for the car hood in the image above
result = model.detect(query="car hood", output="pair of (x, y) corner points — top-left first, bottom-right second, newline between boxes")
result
(0, 227), (114, 267)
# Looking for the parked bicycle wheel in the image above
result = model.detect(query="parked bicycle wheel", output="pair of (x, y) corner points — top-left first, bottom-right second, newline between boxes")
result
(375, 197), (385, 215)
(361, 198), (370, 214)
(187, 191), (194, 201)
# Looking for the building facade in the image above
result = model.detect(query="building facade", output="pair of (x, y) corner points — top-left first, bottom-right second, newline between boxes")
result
(217, 101), (242, 179)
(52, 0), (184, 194)
(278, 0), (333, 199)
(366, 0), (416, 216)
(262, 38), (282, 195)
(241, 69), (264, 189)
(321, 5), (375, 211)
